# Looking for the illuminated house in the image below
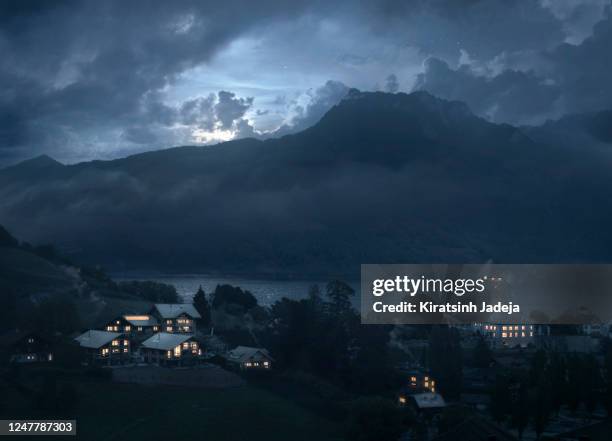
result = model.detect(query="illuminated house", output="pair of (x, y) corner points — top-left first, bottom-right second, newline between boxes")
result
(140, 332), (201, 364)
(0, 330), (53, 364)
(150, 304), (200, 334)
(105, 315), (160, 336)
(404, 370), (436, 393)
(225, 346), (273, 370)
(473, 323), (548, 348)
(75, 330), (130, 364)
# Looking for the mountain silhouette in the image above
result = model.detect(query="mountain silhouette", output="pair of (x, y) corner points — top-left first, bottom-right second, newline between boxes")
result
(1, 91), (611, 276)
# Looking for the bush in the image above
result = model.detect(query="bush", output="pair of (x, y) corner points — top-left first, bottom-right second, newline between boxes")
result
(118, 280), (179, 303)
(346, 397), (406, 441)
(212, 284), (257, 311)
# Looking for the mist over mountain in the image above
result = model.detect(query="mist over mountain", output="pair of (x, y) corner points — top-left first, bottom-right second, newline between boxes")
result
(1, 90), (611, 276)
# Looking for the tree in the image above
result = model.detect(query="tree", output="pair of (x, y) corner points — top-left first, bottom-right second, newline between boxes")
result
(428, 326), (463, 400)
(193, 285), (211, 327)
(118, 280), (179, 303)
(490, 374), (510, 423)
(548, 352), (566, 416)
(326, 280), (354, 318)
(346, 398), (405, 441)
(532, 379), (552, 440)
(211, 284), (258, 311)
(512, 381), (529, 440)
(471, 336), (492, 368)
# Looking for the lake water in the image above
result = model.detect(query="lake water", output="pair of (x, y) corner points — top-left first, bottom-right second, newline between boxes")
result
(114, 274), (359, 307)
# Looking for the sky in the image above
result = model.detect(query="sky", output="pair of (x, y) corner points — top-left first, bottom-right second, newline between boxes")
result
(1, 0), (611, 166)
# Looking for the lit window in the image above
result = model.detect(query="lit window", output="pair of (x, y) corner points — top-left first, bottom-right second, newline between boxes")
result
(153, 326), (159, 331)
(124, 340), (129, 346)
(166, 326), (172, 332)
(125, 326), (131, 332)
(410, 376), (417, 383)
(263, 361), (269, 367)
(112, 340), (119, 346)
(424, 381), (429, 388)
(502, 333), (507, 338)
(123, 348), (128, 353)
(174, 346), (181, 357)
(167, 350), (172, 359)
(530, 332), (533, 337)
(399, 396), (407, 404)
(522, 332), (525, 337)
(522, 325), (526, 330)
(502, 326), (507, 331)
(138, 326), (143, 331)
(514, 326), (518, 330)
(28, 337), (34, 343)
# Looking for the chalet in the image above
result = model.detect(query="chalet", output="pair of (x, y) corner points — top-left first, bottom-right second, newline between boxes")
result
(403, 369), (436, 394)
(140, 332), (201, 365)
(75, 330), (130, 365)
(150, 304), (200, 334)
(225, 346), (273, 370)
(0, 330), (53, 363)
(105, 315), (160, 336)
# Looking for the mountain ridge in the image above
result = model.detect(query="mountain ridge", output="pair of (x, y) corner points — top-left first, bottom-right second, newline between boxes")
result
(1, 90), (611, 275)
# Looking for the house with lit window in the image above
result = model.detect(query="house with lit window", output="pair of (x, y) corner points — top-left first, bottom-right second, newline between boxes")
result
(139, 332), (201, 365)
(225, 346), (273, 370)
(75, 330), (130, 364)
(403, 370), (436, 394)
(473, 323), (549, 348)
(104, 315), (160, 337)
(150, 304), (200, 334)
(0, 330), (53, 364)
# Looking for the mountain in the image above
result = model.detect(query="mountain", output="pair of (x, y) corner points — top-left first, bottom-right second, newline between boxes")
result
(1, 90), (612, 276)
(523, 109), (612, 148)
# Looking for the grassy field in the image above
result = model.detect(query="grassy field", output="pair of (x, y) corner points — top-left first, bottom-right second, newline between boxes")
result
(2, 378), (344, 441)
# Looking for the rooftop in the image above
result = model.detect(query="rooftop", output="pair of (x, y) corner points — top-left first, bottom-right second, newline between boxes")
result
(411, 392), (446, 409)
(227, 346), (274, 363)
(141, 332), (193, 351)
(75, 330), (122, 349)
(153, 303), (201, 319)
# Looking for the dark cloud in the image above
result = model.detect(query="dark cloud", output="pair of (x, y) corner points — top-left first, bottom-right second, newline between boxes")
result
(413, 10), (612, 124)
(0, 0), (611, 165)
(413, 58), (562, 124)
(273, 80), (350, 136)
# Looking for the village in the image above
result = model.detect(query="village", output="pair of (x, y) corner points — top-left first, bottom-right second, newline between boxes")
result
(2, 291), (612, 441)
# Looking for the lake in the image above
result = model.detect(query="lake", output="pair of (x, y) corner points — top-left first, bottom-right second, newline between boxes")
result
(113, 274), (359, 307)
